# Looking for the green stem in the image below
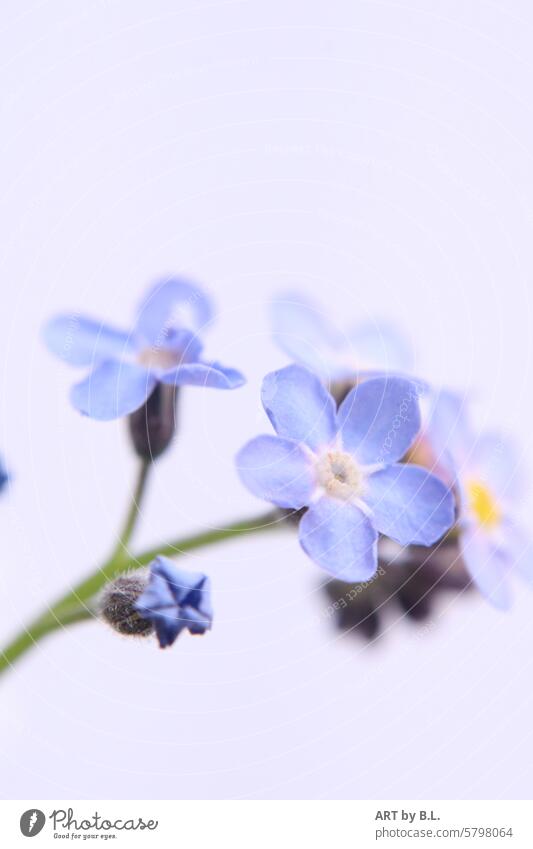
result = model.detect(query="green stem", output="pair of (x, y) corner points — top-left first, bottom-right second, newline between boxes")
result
(0, 509), (281, 677)
(110, 457), (151, 561)
(129, 510), (282, 567)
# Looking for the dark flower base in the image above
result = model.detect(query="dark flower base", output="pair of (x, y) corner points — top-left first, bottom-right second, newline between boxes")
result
(322, 539), (472, 641)
(128, 383), (178, 461)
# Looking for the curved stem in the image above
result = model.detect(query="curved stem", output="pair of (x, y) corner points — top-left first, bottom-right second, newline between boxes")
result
(130, 510), (282, 567)
(0, 605), (95, 675)
(0, 509), (282, 677)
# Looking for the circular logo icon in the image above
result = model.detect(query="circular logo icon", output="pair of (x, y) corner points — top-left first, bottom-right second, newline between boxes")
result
(20, 809), (46, 837)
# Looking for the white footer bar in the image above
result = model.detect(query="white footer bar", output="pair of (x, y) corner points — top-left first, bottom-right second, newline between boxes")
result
(1, 800), (532, 847)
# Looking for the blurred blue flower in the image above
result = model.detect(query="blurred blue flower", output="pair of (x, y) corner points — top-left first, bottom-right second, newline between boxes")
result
(236, 365), (454, 581)
(270, 293), (414, 383)
(135, 557), (213, 649)
(43, 277), (245, 420)
(427, 390), (532, 610)
(0, 459), (8, 492)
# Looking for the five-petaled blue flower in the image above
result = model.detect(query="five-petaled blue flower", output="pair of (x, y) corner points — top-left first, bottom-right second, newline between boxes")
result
(427, 390), (533, 610)
(135, 557), (213, 648)
(271, 292), (413, 383)
(43, 277), (245, 420)
(236, 365), (455, 581)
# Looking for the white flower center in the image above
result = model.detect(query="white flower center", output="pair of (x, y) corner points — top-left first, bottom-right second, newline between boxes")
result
(315, 450), (365, 501)
(137, 347), (181, 370)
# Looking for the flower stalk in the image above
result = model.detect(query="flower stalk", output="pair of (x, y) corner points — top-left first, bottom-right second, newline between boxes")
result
(0, 456), (280, 677)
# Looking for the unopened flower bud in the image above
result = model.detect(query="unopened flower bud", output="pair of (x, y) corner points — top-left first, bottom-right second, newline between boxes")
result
(128, 383), (178, 461)
(135, 556), (213, 649)
(99, 573), (154, 637)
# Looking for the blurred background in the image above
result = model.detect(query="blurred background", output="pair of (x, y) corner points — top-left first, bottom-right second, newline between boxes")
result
(1, 0), (533, 799)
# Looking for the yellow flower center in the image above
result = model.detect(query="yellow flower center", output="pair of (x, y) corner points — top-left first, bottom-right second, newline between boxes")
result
(316, 450), (365, 501)
(466, 479), (501, 528)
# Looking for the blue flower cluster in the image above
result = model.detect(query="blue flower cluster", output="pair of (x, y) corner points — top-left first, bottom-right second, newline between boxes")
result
(37, 279), (531, 651)
(266, 292), (532, 611)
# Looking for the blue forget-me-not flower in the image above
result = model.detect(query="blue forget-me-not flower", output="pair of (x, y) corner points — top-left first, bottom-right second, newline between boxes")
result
(135, 557), (213, 648)
(271, 293), (413, 383)
(236, 364), (454, 581)
(43, 277), (245, 420)
(427, 390), (532, 609)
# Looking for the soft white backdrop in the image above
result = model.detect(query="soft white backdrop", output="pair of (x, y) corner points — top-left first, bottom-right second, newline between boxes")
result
(1, 0), (533, 799)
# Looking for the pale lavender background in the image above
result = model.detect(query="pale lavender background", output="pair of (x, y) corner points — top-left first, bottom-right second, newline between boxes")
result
(0, 0), (532, 799)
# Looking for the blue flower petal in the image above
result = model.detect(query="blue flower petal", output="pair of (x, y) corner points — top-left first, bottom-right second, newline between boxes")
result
(337, 377), (422, 465)
(179, 605), (212, 634)
(135, 277), (214, 344)
(349, 320), (413, 372)
(158, 328), (204, 363)
(184, 579), (214, 623)
(270, 293), (346, 379)
(500, 521), (533, 587)
(298, 497), (378, 581)
(236, 435), (316, 509)
(365, 463), (455, 546)
(135, 566), (176, 611)
(43, 315), (135, 367)
(460, 527), (512, 610)
(426, 388), (471, 470)
(159, 360), (245, 389)
(261, 364), (337, 452)
(147, 610), (185, 648)
(471, 433), (526, 505)
(150, 556), (205, 600)
(70, 360), (155, 420)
